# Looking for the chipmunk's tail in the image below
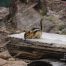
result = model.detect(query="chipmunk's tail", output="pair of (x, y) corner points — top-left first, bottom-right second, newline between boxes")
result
(40, 18), (43, 31)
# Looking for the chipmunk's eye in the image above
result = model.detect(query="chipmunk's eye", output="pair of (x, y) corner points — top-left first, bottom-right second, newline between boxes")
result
(26, 33), (29, 36)
(26, 34), (29, 36)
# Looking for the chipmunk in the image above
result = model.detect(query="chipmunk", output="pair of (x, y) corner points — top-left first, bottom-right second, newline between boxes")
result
(24, 18), (43, 39)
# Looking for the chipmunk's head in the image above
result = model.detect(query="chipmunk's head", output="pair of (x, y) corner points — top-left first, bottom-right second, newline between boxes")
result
(24, 31), (32, 39)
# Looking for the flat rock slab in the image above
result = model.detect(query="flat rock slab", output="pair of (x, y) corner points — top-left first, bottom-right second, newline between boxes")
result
(9, 32), (66, 48)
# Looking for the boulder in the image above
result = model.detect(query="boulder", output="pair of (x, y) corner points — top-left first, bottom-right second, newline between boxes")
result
(0, 58), (7, 66)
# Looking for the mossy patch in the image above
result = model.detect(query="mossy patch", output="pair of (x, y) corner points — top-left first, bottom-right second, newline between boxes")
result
(0, 0), (11, 7)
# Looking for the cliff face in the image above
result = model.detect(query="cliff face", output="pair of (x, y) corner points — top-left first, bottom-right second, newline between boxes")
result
(0, 7), (9, 20)
(14, 2), (41, 32)
(0, 0), (66, 33)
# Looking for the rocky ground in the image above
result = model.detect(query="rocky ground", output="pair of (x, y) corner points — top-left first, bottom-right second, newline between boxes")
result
(0, 0), (66, 66)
